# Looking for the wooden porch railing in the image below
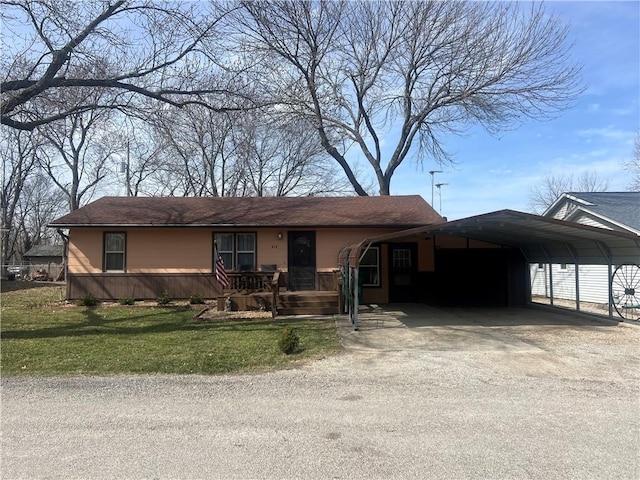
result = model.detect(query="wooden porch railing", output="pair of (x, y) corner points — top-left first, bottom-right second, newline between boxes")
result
(225, 271), (275, 292)
(271, 271), (280, 318)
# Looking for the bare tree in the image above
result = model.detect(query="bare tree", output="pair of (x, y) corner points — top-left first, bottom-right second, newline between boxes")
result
(528, 171), (611, 214)
(0, 128), (65, 273)
(233, 112), (353, 196)
(1, 0), (244, 131)
(152, 104), (242, 197)
(109, 118), (166, 197)
(1, 127), (38, 270)
(622, 133), (640, 191)
(236, 1), (583, 195)
(37, 106), (117, 211)
(15, 170), (66, 253)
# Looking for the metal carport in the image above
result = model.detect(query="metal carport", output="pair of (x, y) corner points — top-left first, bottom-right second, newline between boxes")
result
(340, 210), (640, 329)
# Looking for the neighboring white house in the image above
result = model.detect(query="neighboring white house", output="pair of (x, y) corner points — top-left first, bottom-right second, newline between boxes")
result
(530, 192), (640, 306)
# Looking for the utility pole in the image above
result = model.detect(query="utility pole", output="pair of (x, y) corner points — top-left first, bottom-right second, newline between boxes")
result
(429, 170), (442, 207)
(435, 182), (449, 214)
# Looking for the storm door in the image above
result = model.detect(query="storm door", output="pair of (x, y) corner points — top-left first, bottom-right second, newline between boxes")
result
(389, 243), (418, 302)
(287, 231), (316, 291)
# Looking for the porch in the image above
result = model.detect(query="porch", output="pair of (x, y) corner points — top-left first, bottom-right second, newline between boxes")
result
(219, 290), (340, 316)
(219, 270), (342, 316)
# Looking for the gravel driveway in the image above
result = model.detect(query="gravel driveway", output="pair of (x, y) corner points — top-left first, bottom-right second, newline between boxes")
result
(2, 306), (639, 479)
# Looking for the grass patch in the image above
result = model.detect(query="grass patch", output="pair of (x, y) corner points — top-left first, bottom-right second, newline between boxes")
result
(1, 285), (342, 376)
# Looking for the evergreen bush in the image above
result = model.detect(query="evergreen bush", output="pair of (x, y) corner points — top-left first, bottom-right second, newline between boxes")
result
(278, 326), (300, 355)
(189, 293), (204, 304)
(76, 294), (98, 307)
(156, 290), (171, 305)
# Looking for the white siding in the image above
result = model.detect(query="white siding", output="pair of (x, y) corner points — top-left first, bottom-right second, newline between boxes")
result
(577, 265), (610, 303)
(530, 263), (610, 304)
(552, 264), (576, 299)
(570, 212), (613, 230)
(530, 264), (548, 296)
(551, 202), (571, 220)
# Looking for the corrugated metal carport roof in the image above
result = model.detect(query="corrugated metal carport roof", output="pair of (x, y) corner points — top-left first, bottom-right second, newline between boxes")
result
(345, 210), (640, 265)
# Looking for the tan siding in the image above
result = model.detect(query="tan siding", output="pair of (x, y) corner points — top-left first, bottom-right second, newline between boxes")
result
(128, 228), (211, 273)
(68, 228), (103, 274)
(418, 237), (435, 272)
(68, 226), (406, 276)
(435, 235), (467, 248)
(256, 228), (287, 269)
(315, 228), (400, 270)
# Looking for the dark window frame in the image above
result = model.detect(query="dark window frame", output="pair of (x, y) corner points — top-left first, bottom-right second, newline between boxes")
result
(103, 232), (126, 272)
(213, 232), (257, 272)
(360, 245), (381, 288)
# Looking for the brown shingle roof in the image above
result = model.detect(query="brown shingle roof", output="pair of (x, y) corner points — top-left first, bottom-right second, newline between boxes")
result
(50, 195), (443, 228)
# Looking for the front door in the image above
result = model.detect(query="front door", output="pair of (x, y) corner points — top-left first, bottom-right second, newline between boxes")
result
(389, 243), (418, 302)
(288, 231), (316, 291)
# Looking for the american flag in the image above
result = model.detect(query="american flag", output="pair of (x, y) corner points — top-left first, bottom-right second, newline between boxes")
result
(215, 254), (230, 288)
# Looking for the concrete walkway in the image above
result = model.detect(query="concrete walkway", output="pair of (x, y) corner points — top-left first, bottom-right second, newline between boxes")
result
(335, 303), (628, 352)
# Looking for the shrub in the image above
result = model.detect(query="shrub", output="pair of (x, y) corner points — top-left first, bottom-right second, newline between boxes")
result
(119, 297), (135, 305)
(156, 290), (171, 305)
(278, 326), (300, 355)
(76, 294), (98, 307)
(189, 293), (204, 304)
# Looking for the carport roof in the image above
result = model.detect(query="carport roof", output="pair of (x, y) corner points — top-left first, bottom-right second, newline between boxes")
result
(344, 210), (640, 265)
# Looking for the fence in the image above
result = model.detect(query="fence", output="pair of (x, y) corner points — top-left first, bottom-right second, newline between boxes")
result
(2, 262), (64, 281)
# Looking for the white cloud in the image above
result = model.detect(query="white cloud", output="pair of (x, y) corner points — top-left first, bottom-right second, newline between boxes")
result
(577, 126), (633, 141)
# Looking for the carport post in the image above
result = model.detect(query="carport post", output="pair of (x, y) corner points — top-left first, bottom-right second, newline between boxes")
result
(565, 244), (580, 312)
(539, 246), (554, 306)
(607, 262), (613, 318)
(353, 267), (359, 330)
(548, 264), (554, 306)
(596, 241), (614, 319)
(575, 263), (580, 312)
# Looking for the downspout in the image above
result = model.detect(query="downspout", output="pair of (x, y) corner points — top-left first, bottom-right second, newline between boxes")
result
(56, 229), (69, 300)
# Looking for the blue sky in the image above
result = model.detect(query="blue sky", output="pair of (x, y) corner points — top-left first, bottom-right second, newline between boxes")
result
(392, 1), (640, 220)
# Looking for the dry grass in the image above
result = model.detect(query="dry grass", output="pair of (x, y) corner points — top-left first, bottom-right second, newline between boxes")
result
(1, 283), (341, 376)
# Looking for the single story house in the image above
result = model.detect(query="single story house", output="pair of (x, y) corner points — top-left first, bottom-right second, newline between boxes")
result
(531, 192), (640, 305)
(49, 195), (447, 302)
(50, 195), (639, 321)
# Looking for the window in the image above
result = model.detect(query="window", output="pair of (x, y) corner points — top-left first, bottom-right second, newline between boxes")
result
(104, 232), (126, 271)
(215, 233), (234, 270)
(393, 249), (411, 269)
(360, 246), (380, 287)
(236, 233), (256, 271)
(560, 263), (567, 271)
(214, 233), (256, 271)
(537, 263), (544, 270)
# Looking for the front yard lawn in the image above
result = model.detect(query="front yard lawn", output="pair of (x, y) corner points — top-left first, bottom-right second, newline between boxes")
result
(0, 285), (342, 376)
